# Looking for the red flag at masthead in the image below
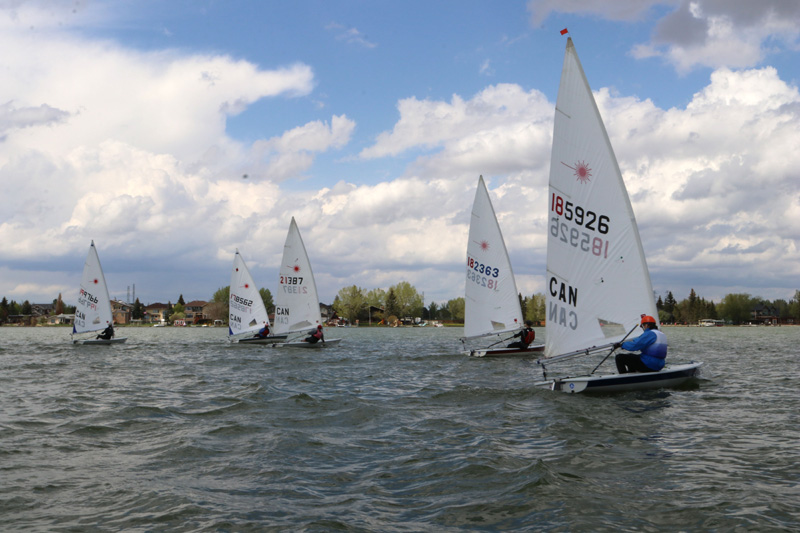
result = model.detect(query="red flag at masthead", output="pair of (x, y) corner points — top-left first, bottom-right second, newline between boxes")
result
(560, 28), (568, 35)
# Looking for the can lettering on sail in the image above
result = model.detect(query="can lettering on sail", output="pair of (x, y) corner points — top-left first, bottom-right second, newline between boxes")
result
(548, 276), (578, 330)
(274, 306), (290, 326)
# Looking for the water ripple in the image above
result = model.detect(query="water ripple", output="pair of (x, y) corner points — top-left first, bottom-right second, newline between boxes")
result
(1, 325), (799, 531)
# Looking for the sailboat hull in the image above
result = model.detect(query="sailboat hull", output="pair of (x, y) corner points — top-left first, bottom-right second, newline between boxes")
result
(534, 362), (703, 394)
(73, 337), (128, 345)
(467, 344), (545, 357)
(273, 338), (342, 349)
(236, 335), (288, 345)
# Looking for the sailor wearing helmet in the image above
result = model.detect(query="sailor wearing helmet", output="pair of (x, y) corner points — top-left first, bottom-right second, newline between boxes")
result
(613, 314), (668, 374)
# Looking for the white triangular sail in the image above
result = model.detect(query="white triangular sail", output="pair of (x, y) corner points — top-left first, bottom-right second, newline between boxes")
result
(273, 217), (322, 335)
(228, 250), (270, 337)
(545, 37), (658, 358)
(73, 241), (114, 335)
(464, 176), (523, 340)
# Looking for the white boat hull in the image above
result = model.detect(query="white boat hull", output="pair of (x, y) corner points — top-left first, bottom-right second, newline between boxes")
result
(535, 362), (703, 394)
(273, 338), (342, 349)
(236, 336), (288, 345)
(466, 344), (545, 357)
(73, 337), (128, 345)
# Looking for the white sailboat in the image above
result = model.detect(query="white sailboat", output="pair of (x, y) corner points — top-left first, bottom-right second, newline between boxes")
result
(72, 241), (127, 345)
(534, 36), (701, 393)
(272, 218), (341, 348)
(228, 250), (286, 345)
(462, 175), (543, 357)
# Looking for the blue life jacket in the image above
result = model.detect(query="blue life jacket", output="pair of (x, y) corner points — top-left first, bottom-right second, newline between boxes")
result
(622, 329), (668, 371)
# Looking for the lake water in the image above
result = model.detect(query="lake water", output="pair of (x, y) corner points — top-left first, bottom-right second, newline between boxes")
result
(1, 325), (799, 531)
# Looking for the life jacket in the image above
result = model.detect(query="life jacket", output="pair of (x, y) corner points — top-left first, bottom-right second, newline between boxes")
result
(641, 330), (668, 370)
(523, 329), (535, 345)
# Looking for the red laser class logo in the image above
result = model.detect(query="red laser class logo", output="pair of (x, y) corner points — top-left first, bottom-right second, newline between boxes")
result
(477, 240), (490, 252)
(562, 160), (592, 184)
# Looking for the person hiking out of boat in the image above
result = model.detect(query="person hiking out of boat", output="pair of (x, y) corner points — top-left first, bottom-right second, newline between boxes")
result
(255, 324), (270, 338)
(614, 315), (667, 373)
(305, 325), (324, 344)
(507, 320), (535, 349)
(96, 323), (114, 340)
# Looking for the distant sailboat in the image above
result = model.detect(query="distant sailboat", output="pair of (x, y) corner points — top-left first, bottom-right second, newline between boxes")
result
(534, 36), (701, 393)
(462, 175), (543, 357)
(272, 218), (341, 348)
(228, 250), (286, 345)
(72, 241), (127, 345)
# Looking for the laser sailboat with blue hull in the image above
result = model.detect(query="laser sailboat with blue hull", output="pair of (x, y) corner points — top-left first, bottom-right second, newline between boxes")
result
(533, 35), (701, 393)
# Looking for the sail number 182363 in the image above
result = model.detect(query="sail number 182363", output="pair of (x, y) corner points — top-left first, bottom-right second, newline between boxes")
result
(466, 255), (500, 291)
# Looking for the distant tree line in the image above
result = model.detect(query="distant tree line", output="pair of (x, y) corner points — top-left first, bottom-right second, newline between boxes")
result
(332, 282), (465, 325)
(2, 288), (799, 327)
(0, 294), (76, 324)
(656, 289), (800, 325)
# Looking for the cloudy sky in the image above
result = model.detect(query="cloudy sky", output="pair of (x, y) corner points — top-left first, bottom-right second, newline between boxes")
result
(1, 0), (799, 308)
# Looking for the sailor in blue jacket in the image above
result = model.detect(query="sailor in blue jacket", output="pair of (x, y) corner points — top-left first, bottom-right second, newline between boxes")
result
(614, 315), (667, 373)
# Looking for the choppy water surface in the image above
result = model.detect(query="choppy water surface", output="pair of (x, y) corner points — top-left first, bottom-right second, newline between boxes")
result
(1, 325), (799, 531)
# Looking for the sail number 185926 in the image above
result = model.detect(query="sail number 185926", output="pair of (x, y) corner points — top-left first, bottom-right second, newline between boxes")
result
(551, 193), (609, 234)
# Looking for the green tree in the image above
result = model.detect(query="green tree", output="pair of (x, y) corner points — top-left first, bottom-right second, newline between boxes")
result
(385, 288), (400, 319)
(212, 286), (230, 303)
(55, 293), (64, 315)
(0, 297), (8, 323)
(177, 294), (185, 305)
(390, 281), (424, 317)
(663, 291), (677, 314)
(334, 285), (367, 323)
(526, 293), (546, 325)
(132, 298), (144, 320)
(365, 288), (386, 308)
(206, 286), (230, 323)
(20, 300), (32, 315)
(673, 288), (706, 324)
(718, 293), (754, 325)
(790, 290), (800, 321)
(446, 297), (465, 322)
(172, 302), (185, 316)
(428, 301), (439, 320)
(259, 288), (274, 314)
(773, 299), (790, 320)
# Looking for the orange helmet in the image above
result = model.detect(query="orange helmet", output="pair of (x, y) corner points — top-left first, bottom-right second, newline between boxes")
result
(640, 314), (656, 325)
